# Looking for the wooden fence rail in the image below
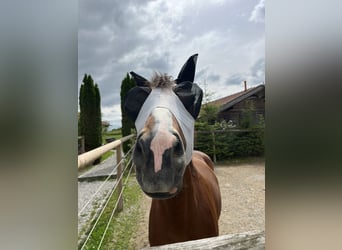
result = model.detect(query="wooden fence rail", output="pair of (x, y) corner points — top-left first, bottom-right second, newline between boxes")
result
(142, 230), (265, 250)
(77, 134), (135, 169)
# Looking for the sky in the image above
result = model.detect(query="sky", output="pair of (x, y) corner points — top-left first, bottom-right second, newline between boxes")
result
(78, 0), (265, 129)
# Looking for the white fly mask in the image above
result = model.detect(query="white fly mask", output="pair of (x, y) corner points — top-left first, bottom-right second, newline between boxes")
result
(135, 88), (195, 165)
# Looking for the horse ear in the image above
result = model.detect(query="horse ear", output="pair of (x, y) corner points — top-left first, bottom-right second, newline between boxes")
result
(175, 54), (198, 84)
(174, 82), (203, 119)
(124, 87), (151, 122)
(130, 71), (148, 87)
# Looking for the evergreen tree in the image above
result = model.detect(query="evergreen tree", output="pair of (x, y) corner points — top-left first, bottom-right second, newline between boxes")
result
(120, 73), (136, 153)
(94, 83), (102, 147)
(79, 74), (102, 162)
(198, 103), (219, 125)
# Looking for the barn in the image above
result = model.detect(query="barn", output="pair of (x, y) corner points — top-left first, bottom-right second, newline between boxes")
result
(207, 82), (265, 126)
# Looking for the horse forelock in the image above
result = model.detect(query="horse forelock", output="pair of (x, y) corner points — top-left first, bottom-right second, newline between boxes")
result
(149, 73), (175, 89)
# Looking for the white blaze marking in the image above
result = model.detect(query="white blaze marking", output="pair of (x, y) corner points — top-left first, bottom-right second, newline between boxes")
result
(150, 109), (176, 173)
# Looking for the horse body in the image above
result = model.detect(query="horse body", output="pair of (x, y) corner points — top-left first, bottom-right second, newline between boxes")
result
(124, 54), (221, 246)
(149, 151), (221, 246)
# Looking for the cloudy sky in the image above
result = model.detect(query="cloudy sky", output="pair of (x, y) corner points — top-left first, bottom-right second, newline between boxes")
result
(79, 0), (265, 129)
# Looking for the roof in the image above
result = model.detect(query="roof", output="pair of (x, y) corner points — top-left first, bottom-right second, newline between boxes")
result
(207, 84), (265, 112)
(102, 121), (110, 127)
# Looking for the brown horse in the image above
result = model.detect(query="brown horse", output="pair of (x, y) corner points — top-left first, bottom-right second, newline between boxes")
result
(124, 54), (221, 246)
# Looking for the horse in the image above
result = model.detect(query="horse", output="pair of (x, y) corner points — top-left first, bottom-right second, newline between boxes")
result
(124, 54), (221, 246)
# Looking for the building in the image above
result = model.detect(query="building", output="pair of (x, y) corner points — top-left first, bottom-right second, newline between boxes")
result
(207, 82), (265, 126)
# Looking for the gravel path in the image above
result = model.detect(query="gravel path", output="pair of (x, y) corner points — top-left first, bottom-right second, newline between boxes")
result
(133, 161), (265, 249)
(78, 152), (117, 180)
(78, 155), (118, 245)
(216, 163), (265, 235)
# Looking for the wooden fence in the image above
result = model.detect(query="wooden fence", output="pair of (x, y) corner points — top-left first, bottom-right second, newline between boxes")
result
(142, 230), (265, 250)
(78, 134), (135, 169)
(78, 134), (136, 249)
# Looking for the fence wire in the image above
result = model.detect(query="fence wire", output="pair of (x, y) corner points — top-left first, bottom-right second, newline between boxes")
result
(78, 163), (118, 216)
(78, 147), (133, 216)
(79, 146), (135, 250)
(97, 161), (135, 249)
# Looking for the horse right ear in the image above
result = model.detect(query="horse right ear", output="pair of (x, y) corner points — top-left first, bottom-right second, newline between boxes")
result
(130, 71), (148, 87)
(124, 86), (151, 122)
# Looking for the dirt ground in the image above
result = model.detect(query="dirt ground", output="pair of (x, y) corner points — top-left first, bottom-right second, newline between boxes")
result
(131, 161), (265, 249)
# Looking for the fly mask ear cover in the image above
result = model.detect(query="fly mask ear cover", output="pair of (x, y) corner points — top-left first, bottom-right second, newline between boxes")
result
(124, 86), (151, 122)
(173, 81), (203, 120)
(124, 82), (203, 122)
(135, 88), (195, 166)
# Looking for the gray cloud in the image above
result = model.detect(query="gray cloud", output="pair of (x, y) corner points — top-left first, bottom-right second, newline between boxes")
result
(251, 58), (265, 77)
(249, 0), (265, 23)
(224, 57), (265, 88)
(195, 67), (208, 81)
(79, 0), (265, 128)
(195, 67), (220, 84)
(207, 73), (221, 82)
(225, 73), (246, 86)
(249, 58), (265, 84)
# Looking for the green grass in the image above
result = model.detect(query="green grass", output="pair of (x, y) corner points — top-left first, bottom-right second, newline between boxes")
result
(100, 150), (114, 162)
(80, 175), (143, 250)
(102, 128), (122, 144)
(100, 128), (122, 161)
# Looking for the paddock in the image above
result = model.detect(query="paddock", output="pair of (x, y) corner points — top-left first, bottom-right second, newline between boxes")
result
(132, 161), (265, 249)
(77, 135), (264, 249)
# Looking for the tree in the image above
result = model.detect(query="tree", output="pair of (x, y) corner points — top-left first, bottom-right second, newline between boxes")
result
(199, 103), (219, 125)
(79, 74), (102, 162)
(120, 73), (136, 153)
(197, 81), (219, 125)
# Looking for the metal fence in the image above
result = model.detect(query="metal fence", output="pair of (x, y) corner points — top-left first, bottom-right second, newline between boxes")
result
(78, 134), (135, 249)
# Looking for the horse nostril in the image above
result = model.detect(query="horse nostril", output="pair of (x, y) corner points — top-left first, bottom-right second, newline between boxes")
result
(173, 139), (184, 156)
(135, 142), (142, 153)
(135, 138), (144, 155)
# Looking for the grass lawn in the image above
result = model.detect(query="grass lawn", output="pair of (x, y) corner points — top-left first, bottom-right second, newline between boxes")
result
(100, 128), (123, 162)
(79, 175), (143, 250)
(102, 128), (122, 143)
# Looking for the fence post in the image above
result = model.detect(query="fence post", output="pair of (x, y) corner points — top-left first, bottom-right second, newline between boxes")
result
(78, 136), (85, 154)
(116, 144), (123, 212)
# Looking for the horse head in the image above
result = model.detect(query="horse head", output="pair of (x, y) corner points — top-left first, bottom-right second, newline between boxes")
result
(124, 54), (203, 199)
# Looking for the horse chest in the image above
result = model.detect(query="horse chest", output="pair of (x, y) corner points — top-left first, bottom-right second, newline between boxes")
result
(148, 166), (219, 246)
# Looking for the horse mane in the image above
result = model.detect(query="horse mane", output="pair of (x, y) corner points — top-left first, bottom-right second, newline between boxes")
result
(149, 73), (175, 88)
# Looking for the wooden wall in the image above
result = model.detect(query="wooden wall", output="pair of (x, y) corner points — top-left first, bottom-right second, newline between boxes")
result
(217, 91), (265, 126)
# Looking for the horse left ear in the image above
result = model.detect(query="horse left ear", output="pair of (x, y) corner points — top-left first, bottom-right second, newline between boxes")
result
(175, 54), (198, 84)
